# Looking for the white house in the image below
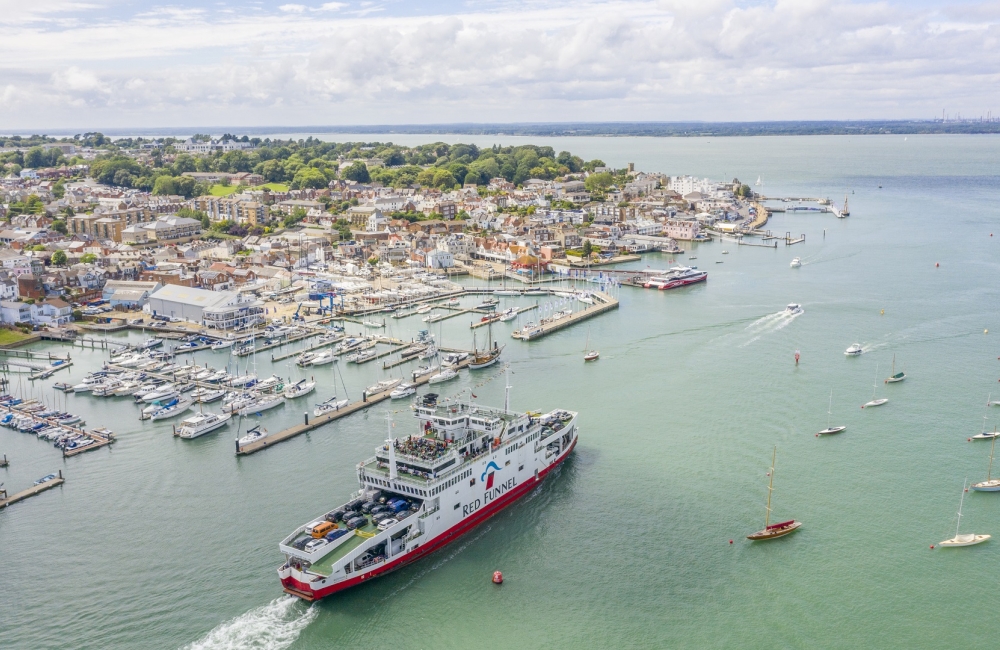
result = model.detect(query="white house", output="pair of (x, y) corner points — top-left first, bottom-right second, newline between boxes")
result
(0, 301), (33, 324)
(425, 249), (454, 269)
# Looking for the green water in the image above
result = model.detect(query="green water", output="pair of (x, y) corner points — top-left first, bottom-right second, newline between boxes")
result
(3, 135), (1000, 649)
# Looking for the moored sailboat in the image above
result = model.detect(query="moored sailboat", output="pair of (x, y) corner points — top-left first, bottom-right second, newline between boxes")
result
(971, 434), (1000, 491)
(862, 364), (888, 408)
(747, 447), (802, 541)
(818, 390), (846, 435)
(884, 354), (905, 383)
(939, 479), (990, 547)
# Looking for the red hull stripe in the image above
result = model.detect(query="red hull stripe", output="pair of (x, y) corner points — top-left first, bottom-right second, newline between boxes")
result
(281, 437), (578, 599)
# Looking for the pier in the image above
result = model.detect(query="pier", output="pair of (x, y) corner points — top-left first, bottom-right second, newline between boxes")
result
(511, 291), (618, 341)
(235, 358), (474, 456)
(469, 305), (537, 329)
(0, 471), (64, 509)
(271, 335), (345, 362)
(234, 330), (320, 357)
(2, 400), (117, 457)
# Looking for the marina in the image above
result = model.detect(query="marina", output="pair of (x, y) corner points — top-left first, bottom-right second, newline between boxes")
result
(0, 471), (64, 509)
(511, 291), (619, 341)
(4, 135), (1000, 650)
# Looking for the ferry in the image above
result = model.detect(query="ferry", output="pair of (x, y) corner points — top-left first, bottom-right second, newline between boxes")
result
(277, 395), (579, 601)
(643, 267), (708, 290)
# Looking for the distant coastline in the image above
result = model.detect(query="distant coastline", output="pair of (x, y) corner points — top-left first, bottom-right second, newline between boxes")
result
(9, 120), (1000, 139)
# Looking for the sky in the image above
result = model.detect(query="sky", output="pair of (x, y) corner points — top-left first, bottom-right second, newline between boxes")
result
(1, 0), (998, 130)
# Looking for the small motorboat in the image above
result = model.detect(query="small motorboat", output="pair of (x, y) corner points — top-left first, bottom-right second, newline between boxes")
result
(310, 351), (337, 366)
(422, 313), (442, 322)
(721, 250), (729, 255)
(211, 338), (235, 350)
(784, 303), (803, 316)
(789, 257), (801, 268)
(844, 343), (863, 356)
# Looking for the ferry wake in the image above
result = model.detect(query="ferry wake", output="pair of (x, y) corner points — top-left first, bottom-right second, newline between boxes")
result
(277, 392), (578, 601)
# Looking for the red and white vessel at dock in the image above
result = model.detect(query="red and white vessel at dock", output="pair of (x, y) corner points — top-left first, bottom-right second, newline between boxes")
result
(643, 266), (708, 290)
(277, 393), (579, 601)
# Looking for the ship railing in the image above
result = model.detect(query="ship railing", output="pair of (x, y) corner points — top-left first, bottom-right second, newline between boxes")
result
(419, 506), (439, 519)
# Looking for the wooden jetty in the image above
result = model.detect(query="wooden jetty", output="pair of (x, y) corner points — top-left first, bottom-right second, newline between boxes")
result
(271, 335), (344, 362)
(511, 291), (618, 341)
(236, 358), (474, 456)
(0, 471), (64, 509)
(425, 308), (477, 324)
(2, 400), (118, 457)
(234, 330), (320, 357)
(470, 304), (537, 329)
(785, 232), (806, 245)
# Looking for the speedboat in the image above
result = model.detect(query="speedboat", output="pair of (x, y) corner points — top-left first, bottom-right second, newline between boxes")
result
(844, 344), (863, 356)
(390, 383), (417, 399)
(784, 303), (803, 316)
(790, 257), (801, 268)
(284, 380), (317, 399)
(177, 412), (232, 439)
(428, 368), (458, 384)
(314, 397), (349, 416)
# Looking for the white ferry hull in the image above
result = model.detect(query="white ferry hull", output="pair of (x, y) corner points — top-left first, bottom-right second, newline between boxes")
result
(278, 435), (577, 601)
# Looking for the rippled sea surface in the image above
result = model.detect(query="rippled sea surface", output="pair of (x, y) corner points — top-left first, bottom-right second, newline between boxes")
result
(4, 134), (1000, 649)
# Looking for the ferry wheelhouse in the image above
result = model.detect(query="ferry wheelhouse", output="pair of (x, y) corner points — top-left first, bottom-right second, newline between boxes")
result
(277, 394), (578, 601)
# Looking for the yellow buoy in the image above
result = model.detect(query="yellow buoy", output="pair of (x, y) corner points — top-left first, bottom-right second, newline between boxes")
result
(880, 309), (884, 315)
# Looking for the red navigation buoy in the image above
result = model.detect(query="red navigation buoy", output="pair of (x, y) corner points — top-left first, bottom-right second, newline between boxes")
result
(794, 350), (800, 365)
(492, 571), (503, 584)
(930, 545), (934, 549)
(729, 539), (733, 544)
(935, 262), (940, 267)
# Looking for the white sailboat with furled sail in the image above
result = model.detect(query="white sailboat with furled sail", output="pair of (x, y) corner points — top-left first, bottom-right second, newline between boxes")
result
(971, 434), (1000, 491)
(939, 479), (990, 547)
(818, 390), (846, 435)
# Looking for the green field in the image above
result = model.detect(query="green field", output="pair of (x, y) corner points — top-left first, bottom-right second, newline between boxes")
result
(0, 328), (34, 346)
(209, 182), (288, 196)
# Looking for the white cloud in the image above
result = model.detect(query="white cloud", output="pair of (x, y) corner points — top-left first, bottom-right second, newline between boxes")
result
(0, 0), (998, 127)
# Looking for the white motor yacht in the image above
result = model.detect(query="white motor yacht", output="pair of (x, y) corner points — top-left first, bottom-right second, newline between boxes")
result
(149, 396), (194, 421)
(390, 383), (417, 399)
(309, 351), (336, 366)
(366, 378), (401, 396)
(790, 257), (801, 268)
(844, 344), (863, 356)
(177, 412), (233, 439)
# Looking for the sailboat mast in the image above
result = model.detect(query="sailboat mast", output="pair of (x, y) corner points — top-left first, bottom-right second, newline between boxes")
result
(988, 436), (996, 482)
(956, 479), (967, 538)
(765, 446), (776, 527)
(827, 390), (833, 429)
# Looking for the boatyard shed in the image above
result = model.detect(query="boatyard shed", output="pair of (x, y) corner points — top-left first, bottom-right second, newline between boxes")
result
(148, 285), (239, 323)
(103, 280), (161, 308)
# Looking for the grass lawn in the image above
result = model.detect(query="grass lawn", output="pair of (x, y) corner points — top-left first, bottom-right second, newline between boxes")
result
(209, 184), (239, 196)
(260, 183), (289, 191)
(0, 329), (34, 346)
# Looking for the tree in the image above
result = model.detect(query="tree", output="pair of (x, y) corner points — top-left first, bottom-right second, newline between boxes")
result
(584, 172), (614, 192)
(51, 219), (67, 235)
(52, 180), (65, 199)
(342, 161), (371, 183)
(219, 175), (231, 187)
(582, 239), (593, 258)
(80, 253), (97, 264)
(291, 167), (328, 190)
(51, 250), (67, 266)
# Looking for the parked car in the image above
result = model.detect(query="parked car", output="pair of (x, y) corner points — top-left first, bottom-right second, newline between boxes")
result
(372, 512), (391, 524)
(324, 529), (349, 542)
(345, 516), (367, 530)
(377, 518), (397, 531)
(304, 538), (328, 553)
